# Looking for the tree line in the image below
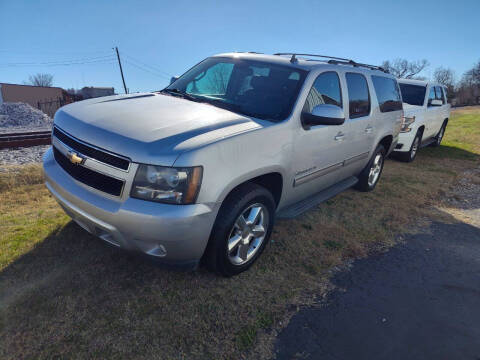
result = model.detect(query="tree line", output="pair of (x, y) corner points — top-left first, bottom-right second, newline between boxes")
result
(382, 58), (480, 106)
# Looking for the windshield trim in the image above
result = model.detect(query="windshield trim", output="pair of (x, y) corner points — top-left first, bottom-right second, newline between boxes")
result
(165, 57), (309, 122)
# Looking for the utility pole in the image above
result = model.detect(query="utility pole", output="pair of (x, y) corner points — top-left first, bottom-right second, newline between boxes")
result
(114, 46), (128, 94)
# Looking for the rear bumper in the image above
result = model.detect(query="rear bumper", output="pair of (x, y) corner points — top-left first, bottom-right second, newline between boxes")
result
(43, 148), (219, 266)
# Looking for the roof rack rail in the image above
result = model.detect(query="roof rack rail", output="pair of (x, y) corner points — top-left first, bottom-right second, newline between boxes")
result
(273, 53), (388, 73)
(327, 59), (388, 73)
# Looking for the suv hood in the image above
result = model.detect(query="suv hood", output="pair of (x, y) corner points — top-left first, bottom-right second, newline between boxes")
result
(54, 93), (262, 165)
(402, 103), (424, 116)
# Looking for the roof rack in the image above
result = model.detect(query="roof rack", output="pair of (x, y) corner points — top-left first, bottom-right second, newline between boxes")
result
(273, 53), (388, 73)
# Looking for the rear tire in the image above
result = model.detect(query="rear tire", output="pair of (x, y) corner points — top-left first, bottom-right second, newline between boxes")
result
(395, 130), (422, 162)
(355, 144), (385, 192)
(204, 183), (275, 277)
(430, 121), (447, 147)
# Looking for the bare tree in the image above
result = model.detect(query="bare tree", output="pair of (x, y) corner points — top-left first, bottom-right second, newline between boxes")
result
(455, 60), (480, 105)
(381, 58), (429, 79)
(27, 73), (54, 87)
(433, 67), (455, 86)
(463, 60), (480, 85)
(433, 67), (455, 101)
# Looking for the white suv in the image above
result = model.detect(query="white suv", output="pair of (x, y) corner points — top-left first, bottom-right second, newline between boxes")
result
(44, 52), (402, 276)
(394, 79), (451, 162)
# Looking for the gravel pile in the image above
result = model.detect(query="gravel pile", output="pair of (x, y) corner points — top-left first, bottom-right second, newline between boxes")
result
(445, 167), (480, 210)
(0, 145), (51, 170)
(0, 102), (53, 133)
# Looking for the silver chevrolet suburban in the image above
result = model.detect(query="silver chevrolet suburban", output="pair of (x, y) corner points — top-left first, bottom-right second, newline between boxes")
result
(43, 52), (402, 276)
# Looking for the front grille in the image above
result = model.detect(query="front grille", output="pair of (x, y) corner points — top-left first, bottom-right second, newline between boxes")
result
(53, 127), (130, 170)
(53, 147), (124, 196)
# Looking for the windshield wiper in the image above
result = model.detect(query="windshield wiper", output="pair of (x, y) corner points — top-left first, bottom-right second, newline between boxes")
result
(160, 88), (200, 102)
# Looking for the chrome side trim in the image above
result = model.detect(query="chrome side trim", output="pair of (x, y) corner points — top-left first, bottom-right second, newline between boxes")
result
(343, 151), (369, 166)
(294, 162), (343, 187)
(294, 151), (370, 187)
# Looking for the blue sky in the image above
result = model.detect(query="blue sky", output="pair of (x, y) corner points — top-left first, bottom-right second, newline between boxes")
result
(1, 0), (478, 93)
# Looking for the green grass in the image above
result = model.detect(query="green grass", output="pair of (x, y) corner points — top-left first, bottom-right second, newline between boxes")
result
(0, 107), (479, 360)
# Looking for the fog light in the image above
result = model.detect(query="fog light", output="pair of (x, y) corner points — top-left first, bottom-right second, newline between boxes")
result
(147, 244), (167, 257)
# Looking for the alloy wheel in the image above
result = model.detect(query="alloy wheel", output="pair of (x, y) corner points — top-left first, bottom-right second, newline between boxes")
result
(411, 136), (420, 159)
(227, 203), (268, 266)
(437, 127), (444, 144)
(368, 154), (383, 187)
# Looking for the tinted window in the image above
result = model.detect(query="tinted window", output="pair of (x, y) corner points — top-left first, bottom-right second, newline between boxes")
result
(371, 76), (402, 112)
(346, 73), (370, 118)
(167, 57), (308, 122)
(399, 83), (426, 106)
(186, 62), (234, 95)
(303, 72), (342, 113)
(428, 86), (436, 106)
(435, 86), (445, 104)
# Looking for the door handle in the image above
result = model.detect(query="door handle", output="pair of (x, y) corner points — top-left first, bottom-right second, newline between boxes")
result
(334, 132), (345, 141)
(365, 126), (373, 134)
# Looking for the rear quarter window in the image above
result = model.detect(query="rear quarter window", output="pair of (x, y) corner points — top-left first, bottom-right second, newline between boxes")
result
(435, 86), (446, 104)
(371, 76), (402, 112)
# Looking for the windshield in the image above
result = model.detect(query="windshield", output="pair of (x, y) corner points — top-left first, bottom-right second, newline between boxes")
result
(165, 57), (308, 122)
(399, 83), (427, 106)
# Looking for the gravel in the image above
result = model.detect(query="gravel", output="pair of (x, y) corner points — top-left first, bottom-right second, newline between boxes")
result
(0, 102), (53, 133)
(0, 145), (51, 170)
(445, 166), (480, 210)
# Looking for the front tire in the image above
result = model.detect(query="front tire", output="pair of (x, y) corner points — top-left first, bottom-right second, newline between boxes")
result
(395, 130), (422, 162)
(204, 183), (275, 277)
(430, 121), (447, 147)
(355, 144), (386, 192)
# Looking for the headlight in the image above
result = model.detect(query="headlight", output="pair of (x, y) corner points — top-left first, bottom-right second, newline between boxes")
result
(401, 115), (415, 133)
(131, 165), (203, 204)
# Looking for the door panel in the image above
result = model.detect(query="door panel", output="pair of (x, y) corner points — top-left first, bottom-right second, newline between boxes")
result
(287, 71), (350, 206)
(342, 72), (375, 175)
(424, 86), (439, 139)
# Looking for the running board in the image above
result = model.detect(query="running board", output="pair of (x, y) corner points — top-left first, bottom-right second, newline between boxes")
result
(276, 176), (358, 219)
(420, 138), (436, 148)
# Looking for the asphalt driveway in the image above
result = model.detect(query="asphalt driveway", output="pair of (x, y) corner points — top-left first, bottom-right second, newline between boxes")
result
(274, 221), (480, 360)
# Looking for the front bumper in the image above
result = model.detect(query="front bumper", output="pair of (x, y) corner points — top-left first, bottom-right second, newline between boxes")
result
(393, 130), (416, 153)
(43, 148), (219, 267)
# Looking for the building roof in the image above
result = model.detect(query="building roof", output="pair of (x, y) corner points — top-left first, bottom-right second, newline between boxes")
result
(0, 82), (63, 90)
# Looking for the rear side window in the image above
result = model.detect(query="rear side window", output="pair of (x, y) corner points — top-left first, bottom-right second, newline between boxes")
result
(346, 73), (370, 118)
(435, 86), (445, 104)
(399, 83), (426, 106)
(371, 76), (402, 112)
(303, 71), (342, 113)
(428, 87), (436, 106)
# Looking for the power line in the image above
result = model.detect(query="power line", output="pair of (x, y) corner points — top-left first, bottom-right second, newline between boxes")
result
(0, 55), (116, 67)
(122, 53), (173, 78)
(122, 58), (171, 80)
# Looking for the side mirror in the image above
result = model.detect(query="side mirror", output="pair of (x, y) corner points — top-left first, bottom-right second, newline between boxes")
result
(170, 76), (179, 85)
(429, 99), (443, 107)
(301, 104), (345, 129)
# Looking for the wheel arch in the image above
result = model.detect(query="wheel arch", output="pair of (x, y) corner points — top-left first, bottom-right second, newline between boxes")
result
(378, 135), (393, 154)
(219, 170), (284, 209)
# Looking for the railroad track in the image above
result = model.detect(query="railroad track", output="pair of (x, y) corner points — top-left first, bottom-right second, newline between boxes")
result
(0, 130), (51, 149)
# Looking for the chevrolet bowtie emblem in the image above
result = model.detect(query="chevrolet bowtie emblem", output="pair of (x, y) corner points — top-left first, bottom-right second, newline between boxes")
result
(67, 151), (85, 165)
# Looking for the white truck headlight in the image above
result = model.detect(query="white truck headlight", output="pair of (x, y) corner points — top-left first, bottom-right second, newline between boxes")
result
(131, 165), (203, 204)
(401, 116), (415, 133)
